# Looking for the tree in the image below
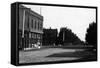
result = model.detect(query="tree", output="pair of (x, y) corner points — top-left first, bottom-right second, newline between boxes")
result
(42, 28), (58, 46)
(85, 22), (97, 47)
(57, 27), (81, 45)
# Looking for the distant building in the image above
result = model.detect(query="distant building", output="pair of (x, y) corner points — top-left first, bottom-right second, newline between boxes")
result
(42, 28), (58, 46)
(19, 5), (43, 49)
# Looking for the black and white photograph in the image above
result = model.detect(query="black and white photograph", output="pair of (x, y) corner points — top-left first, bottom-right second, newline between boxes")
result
(18, 3), (97, 64)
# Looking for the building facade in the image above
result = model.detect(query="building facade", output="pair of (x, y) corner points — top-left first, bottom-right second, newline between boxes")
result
(19, 5), (43, 49)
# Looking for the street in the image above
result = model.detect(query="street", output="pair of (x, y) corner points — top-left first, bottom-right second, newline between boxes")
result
(19, 47), (91, 63)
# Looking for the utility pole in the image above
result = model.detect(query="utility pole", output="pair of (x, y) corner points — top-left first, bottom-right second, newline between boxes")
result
(63, 31), (65, 42)
(40, 7), (42, 15)
(22, 10), (26, 50)
(29, 9), (31, 48)
(22, 10), (25, 38)
(40, 7), (42, 47)
(63, 30), (65, 45)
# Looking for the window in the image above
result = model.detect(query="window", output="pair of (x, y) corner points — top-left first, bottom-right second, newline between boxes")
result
(38, 34), (40, 39)
(32, 33), (34, 38)
(31, 19), (33, 28)
(38, 21), (39, 30)
(37, 20), (38, 30)
(40, 22), (42, 30)
(34, 33), (36, 38)
(29, 33), (31, 38)
(27, 16), (29, 28)
(35, 19), (36, 29)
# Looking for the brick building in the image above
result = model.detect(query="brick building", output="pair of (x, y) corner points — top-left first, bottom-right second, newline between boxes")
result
(19, 5), (43, 49)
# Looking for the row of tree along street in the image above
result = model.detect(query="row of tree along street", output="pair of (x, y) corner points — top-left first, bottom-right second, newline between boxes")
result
(85, 22), (97, 48)
(42, 22), (97, 48)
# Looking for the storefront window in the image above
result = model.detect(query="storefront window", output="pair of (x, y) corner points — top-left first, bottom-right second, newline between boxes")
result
(32, 33), (34, 38)
(34, 33), (36, 38)
(29, 33), (31, 38)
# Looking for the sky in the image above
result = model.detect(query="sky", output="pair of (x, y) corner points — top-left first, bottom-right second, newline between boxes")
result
(22, 4), (96, 41)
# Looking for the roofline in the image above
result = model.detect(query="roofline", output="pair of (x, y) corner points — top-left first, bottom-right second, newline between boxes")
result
(19, 4), (43, 20)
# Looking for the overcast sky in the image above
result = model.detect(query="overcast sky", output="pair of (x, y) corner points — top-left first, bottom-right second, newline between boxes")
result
(22, 4), (96, 41)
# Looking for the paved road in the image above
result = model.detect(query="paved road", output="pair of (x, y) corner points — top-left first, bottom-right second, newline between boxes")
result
(19, 48), (84, 63)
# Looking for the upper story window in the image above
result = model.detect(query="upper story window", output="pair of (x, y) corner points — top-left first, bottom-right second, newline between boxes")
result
(27, 16), (29, 28)
(37, 20), (38, 30)
(31, 19), (33, 28)
(40, 22), (42, 30)
(38, 20), (40, 30)
(34, 19), (37, 29)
